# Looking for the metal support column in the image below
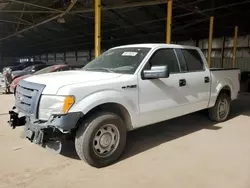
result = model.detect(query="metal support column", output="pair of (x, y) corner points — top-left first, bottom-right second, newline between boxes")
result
(232, 26), (238, 68)
(166, 0), (172, 44)
(54, 53), (56, 62)
(208, 16), (214, 68)
(75, 51), (78, 62)
(221, 36), (226, 68)
(95, 0), (101, 58)
(195, 39), (199, 47)
(89, 49), (92, 61)
(63, 52), (66, 62)
(0, 52), (3, 69)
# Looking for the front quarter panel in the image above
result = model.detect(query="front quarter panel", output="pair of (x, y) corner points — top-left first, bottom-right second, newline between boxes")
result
(69, 90), (137, 119)
(57, 75), (139, 127)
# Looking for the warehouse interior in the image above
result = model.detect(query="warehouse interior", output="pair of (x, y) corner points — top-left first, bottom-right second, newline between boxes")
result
(1, 1), (250, 187)
(1, 0), (250, 70)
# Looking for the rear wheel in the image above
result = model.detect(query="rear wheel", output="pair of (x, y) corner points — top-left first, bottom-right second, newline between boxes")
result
(75, 112), (127, 168)
(208, 92), (231, 122)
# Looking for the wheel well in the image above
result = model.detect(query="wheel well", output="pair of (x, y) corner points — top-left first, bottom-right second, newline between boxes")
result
(220, 86), (231, 98)
(79, 103), (133, 130)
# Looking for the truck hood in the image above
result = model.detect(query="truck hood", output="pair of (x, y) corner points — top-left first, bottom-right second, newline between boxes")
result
(24, 70), (122, 94)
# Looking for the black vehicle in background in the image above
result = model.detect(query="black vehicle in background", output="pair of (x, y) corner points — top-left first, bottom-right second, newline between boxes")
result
(11, 64), (49, 80)
(2, 61), (45, 72)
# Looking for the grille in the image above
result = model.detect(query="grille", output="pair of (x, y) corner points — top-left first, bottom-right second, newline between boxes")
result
(15, 80), (45, 118)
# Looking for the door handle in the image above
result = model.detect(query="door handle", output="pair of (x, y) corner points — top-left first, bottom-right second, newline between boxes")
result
(204, 76), (210, 83)
(179, 79), (186, 87)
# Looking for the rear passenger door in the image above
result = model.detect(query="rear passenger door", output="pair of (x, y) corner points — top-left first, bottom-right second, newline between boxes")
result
(176, 48), (210, 110)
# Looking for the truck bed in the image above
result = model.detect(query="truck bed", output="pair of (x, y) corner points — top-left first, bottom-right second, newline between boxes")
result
(210, 68), (240, 71)
(210, 68), (240, 102)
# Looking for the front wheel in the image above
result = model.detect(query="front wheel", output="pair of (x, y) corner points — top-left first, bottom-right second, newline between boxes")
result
(208, 92), (231, 122)
(75, 112), (127, 168)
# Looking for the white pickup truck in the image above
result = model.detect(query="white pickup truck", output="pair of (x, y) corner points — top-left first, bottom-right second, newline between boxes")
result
(9, 44), (240, 168)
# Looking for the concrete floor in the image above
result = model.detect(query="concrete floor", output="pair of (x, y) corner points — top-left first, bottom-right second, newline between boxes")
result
(0, 94), (250, 188)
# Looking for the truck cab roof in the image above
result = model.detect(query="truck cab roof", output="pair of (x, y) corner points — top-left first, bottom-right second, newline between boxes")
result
(112, 43), (199, 50)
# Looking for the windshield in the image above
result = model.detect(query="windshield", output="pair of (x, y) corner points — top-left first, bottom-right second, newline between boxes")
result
(84, 47), (150, 74)
(34, 65), (58, 75)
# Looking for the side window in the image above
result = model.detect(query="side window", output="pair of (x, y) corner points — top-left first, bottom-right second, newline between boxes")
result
(175, 49), (188, 72)
(147, 49), (180, 73)
(181, 49), (204, 71)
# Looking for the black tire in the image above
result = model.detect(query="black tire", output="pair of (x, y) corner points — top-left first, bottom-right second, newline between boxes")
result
(208, 92), (231, 122)
(75, 112), (127, 168)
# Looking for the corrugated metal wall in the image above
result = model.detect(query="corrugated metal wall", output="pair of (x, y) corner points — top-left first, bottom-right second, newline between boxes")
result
(32, 51), (250, 71)
(17, 34), (250, 71)
(210, 58), (250, 71)
(177, 35), (250, 71)
(34, 51), (91, 65)
(33, 49), (107, 65)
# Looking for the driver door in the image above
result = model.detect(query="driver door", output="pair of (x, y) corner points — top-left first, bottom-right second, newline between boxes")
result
(136, 48), (190, 127)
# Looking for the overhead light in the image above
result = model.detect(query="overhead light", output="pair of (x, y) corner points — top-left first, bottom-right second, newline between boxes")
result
(57, 17), (66, 24)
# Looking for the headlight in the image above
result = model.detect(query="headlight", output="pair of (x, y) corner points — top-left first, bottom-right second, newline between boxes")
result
(38, 95), (75, 120)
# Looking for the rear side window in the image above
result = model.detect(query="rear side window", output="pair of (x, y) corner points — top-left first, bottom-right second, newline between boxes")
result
(181, 49), (204, 71)
(148, 49), (180, 73)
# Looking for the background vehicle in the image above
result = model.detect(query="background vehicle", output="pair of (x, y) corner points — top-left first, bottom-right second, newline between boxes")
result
(2, 61), (45, 72)
(10, 64), (85, 93)
(9, 44), (240, 168)
(0, 73), (4, 89)
(2, 68), (13, 93)
(1, 62), (19, 72)
(2, 61), (46, 93)
(11, 64), (49, 80)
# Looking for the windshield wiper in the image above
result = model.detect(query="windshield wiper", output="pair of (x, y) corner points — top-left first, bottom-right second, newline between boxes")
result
(84, 67), (114, 73)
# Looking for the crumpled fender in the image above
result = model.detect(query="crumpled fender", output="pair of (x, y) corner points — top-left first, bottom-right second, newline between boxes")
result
(69, 90), (138, 124)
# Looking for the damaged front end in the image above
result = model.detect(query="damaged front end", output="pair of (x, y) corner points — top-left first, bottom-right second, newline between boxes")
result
(8, 80), (83, 152)
(8, 107), (26, 129)
(8, 107), (64, 145)
(8, 105), (83, 147)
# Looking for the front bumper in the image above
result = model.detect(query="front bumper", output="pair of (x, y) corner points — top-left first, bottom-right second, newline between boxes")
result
(8, 107), (83, 145)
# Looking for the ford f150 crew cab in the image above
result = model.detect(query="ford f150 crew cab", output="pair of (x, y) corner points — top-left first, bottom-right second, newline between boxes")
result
(8, 44), (240, 168)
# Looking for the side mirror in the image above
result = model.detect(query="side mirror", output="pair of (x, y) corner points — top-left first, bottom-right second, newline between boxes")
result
(142, 65), (169, 79)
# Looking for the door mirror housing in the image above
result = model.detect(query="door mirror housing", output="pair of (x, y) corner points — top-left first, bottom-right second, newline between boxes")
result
(142, 65), (169, 79)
